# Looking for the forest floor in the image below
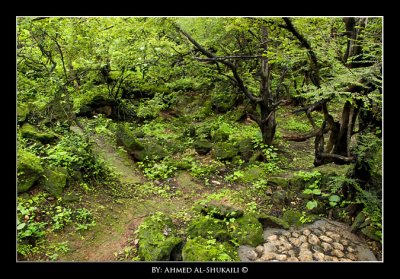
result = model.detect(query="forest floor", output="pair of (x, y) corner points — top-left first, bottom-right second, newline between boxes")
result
(43, 119), (379, 261)
(50, 125), (216, 261)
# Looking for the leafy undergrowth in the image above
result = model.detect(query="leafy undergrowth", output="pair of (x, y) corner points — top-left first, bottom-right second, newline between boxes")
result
(17, 101), (381, 261)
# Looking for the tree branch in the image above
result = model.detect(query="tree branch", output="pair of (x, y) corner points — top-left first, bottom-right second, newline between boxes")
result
(283, 126), (329, 142)
(174, 22), (263, 103)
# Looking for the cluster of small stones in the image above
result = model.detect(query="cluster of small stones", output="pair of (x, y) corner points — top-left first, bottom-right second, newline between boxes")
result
(239, 219), (377, 262)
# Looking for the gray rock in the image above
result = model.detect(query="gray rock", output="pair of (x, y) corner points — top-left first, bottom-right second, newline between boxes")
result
(298, 249), (313, 261)
(287, 257), (299, 262)
(238, 245), (258, 262)
(308, 234), (320, 246)
(255, 245), (264, 256)
(357, 246), (378, 261)
(275, 254), (288, 261)
(298, 235), (307, 243)
(260, 252), (277, 261)
(347, 246), (356, 253)
(300, 242), (310, 250)
(321, 242), (332, 252)
(292, 232), (299, 238)
(332, 242), (344, 251)
(289, 237), (301, 247)
(347, 253), (357, 261)
(340, 239), (349, 246)
(303, 229), (311, 236)
(319, 235), (333, 243)
(263, 243), (277, 254)
(332, 249), (344, 258)
(267, 234), (278, 242)
(313, 251), (325, 261)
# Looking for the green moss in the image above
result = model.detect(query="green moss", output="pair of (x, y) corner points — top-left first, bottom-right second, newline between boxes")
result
(182, 237), (239, 261)
(187, 216), (230, 241)
(257, 214), (290, 230)
(213, 142), (238, 161)
(17, 149), (44, 193)
(133, 141), (167, 161)
(282, 210), (303, 227)
(238, 137), (254, 161)
(241, 165), (265, 183)
(138, 212), (182, 261)
(268, 177), (289, 188)
(361, 225), (381, 242)
(20, 123), (58, 144)
(193, 139), (213, 155)
(42, 167), (68, 197)
(170, 161), (192, 170)
(116, 124), (144, 154)
(211, 129), (229, 142)
(229, 214), (264, 246)
(351, 211), (367, 232)
(17, 103), (29, 123)
(200, 201), (244, 219)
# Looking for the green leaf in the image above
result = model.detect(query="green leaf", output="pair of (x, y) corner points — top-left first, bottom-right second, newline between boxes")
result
(329, 195), (341, 202)
(306, 200), (318, 210)
(17, 223), (26, 230)
(312, 189), (321, 195)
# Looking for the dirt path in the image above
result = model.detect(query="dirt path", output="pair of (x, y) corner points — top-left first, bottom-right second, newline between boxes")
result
(55, 126), (206, 261)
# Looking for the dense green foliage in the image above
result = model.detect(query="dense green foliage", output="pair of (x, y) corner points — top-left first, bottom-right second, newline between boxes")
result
(17, 17), (382, 261)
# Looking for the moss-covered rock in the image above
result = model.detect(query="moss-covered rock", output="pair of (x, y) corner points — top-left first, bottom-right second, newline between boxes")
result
(133, 141), (167, 161)
(238, 138), (254, 161)
(17, 103), (29, 123)
(268, 177), (289, 188)
(271, 190), (287, 206)
(17, 149), (44, 193)
(282, 210), (303, 227)
(187, 216), (230, 241)
(116, 124), (167, 161)
(138, 212), (182, 261)
(200, 201), (244, 219)
(241, 165), (264, 183)
(182, 237), (239, 261)
(229, 214), (264, 246)
(20, 123), (58, 144)
(193, 139), (212, 155)
(249, 150), (264, 164)
(257, 214), (290, 230)
(42, 167), (68, 197)
(361, 225), (381, 242)
(116, 124), (144, 154)
(211, 129), (229, 142)
(213, 142), (238, 161)
(351, 211), (367, 232)
(170, 161), (192, 170)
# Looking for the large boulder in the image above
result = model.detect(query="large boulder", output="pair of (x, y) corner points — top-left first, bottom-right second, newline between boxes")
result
(213, 142), (238, 161)
(229, 214), (264, 246)
(193, 140), (212, 155)
(42, 167), (68, 197)
(187, 216), (230, 241)
(137, 212), (182, 261)
(17, 149), (44, 193)
(182, 237), (239, 261)
(20, 123), (58, 144)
